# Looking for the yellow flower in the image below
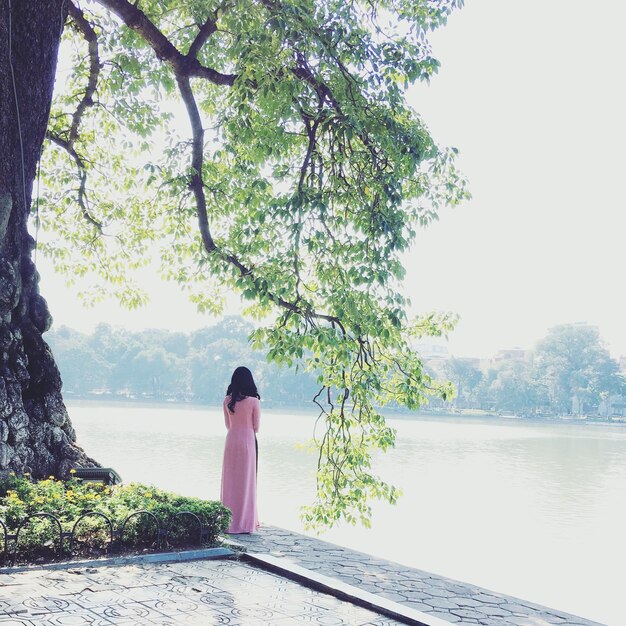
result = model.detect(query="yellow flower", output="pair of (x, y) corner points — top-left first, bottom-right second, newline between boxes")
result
(145, 492), (153, 499)
(69, 469), (76, 475)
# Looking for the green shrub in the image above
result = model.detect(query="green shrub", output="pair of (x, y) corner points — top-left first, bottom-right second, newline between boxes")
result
(0, 472), (231, 564)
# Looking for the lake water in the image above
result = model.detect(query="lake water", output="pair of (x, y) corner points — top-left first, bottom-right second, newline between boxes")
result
(67, 401), (624, 625)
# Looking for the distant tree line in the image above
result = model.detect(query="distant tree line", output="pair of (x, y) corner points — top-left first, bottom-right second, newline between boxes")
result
(46, 316), (319, 407)
(47, 319), (626, 417)
(437, 324), (626, 417)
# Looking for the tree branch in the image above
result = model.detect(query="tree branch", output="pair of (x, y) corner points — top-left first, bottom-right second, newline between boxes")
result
(188, 15), (218, 59)
(175, 75), (216, 253)
(46, 132), (103, 232)
(91, 0), (349, 333)
(67, 2), (101, 145)
(95, 0), (236, 85)
(171, 26), (343, 330)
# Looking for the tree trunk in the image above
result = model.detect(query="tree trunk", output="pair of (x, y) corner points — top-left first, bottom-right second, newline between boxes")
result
(0, 1), (97, 477)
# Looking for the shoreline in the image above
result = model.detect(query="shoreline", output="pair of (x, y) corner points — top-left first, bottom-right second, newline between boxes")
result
(64, 395), (626, 427)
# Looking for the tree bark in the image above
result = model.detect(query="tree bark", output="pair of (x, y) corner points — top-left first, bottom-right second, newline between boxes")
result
(0, 0), (97, 477)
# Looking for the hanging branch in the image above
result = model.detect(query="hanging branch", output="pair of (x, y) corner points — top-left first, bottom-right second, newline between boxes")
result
(42, 2), (103, 231)
(46, 133), (103, 231)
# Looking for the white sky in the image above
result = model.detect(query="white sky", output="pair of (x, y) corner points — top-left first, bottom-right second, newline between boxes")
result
(37, 0), (626, 359)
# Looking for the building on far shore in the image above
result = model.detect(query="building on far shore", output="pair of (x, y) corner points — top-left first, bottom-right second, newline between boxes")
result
(492, 347), (533, 366)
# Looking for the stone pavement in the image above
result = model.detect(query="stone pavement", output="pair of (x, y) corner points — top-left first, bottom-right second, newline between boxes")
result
(228, 526), (604, 626)
(0, 557), (409, 625)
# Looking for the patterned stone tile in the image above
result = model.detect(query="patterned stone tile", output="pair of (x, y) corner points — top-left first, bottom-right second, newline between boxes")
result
(377, 591), (408, 603)
(20, 597), (82, 616)
(87, 602), (166, 623)
(401, 600), (435, 613)
(300, 595), (344, 611)
(475, 605), (515, 617)
(450, 597), (483, 608)
(5, 559), (404, 626)
(31, 611), (114, 625)
(289, 614), (364, 625)
(3, 544), (607, 626)
(257, 599), (326, 618)
(68, 589), (135, 609)
(470, 592), (508, 605)
(198, 592), (238, 609)
(211, 603), (289, 621)
(426, 612), (462, 624)
(428, 587), (459, 599)
(422, 597), (461, 610)
(232, 525), (608, 625)
(146, 615), (240, 625)
(140, 595), (208, 616)
(450, 607), (487, 620)
(163, 581), (221, 596)
(0, 599), (29, 615)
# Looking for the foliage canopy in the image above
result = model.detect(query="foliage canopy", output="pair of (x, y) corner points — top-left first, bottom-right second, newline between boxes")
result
(535, 324), (624, 415)
(39, 0), (468, 527)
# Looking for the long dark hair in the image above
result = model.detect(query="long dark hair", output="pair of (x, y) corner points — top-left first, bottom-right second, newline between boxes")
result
(226, 366), (260, 412)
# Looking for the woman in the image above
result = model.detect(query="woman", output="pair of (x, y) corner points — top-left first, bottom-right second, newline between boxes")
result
(220, 366), (261, 534)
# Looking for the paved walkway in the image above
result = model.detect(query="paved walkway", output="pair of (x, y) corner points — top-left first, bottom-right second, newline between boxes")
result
(0, 526), (606, 626)
(229, 525), (604, 626)
(0, 557), (407, 625)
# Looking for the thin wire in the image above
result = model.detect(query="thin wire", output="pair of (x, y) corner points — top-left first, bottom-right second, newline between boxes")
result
(32, 0), (68, 262)
(34, 149), (42, 263)
(7, 0), (28, 221)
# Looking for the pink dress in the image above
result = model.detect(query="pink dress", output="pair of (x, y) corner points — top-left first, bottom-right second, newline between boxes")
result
(220, 395), (260, 533)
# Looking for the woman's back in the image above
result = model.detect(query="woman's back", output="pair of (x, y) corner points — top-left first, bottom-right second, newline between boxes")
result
(224, 396), (260, 434)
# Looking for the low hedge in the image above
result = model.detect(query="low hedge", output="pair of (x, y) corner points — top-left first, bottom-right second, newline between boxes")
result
(0, 472), (231, 564)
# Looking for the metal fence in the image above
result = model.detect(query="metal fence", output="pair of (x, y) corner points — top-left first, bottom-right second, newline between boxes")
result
(0, 509), (212, 566)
